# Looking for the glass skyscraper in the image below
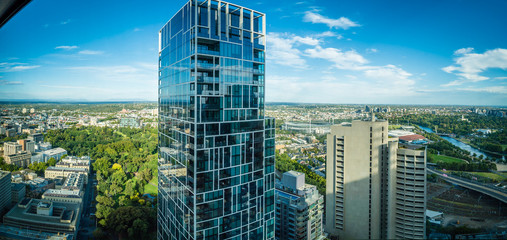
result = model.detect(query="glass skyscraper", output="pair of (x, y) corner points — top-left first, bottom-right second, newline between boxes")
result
(157, 1), (275, 239)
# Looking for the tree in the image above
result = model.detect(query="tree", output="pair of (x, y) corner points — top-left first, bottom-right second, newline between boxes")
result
(106, 206), (156, 239)
(47, 157), (57, 166)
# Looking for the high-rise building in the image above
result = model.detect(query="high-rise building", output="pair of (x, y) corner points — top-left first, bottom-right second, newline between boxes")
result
(275, 171), (324, 240)
(157, 1), (274, 240)
(3, 142), (22, 156)
(0, 171), (12, 217)
(325, 116), (426, 239)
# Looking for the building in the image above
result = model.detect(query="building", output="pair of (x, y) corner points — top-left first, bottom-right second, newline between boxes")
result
(3, 142), (22, 156)
(42, 147), (68, 162)
(28, 133), (44, 143)
(0, 171), (12, 217)
(17, 139), (35, 153)
(42, 189), (83, 205)
(5, 128), (16, 137)
(11, 183), (26, 204)
(61, 173), (86, 191)
(37, 142), (52, 151)
(157, 1), (273, 239)
(2, 198), (80, 239)
(4, 151), (31, 168)
(56, 156), (91, 172)
(275, 171), (324, 240)
(325, 116), (426, 239)
(44, 166), (88, 182)
(119, 116), (141, 128)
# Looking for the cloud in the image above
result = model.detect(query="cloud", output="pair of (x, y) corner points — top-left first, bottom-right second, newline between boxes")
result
(0, 62), (40, 72)
(0, 80), (23, 85)
(267, 33), (318, 68)
(494, 76), (507, 80)
(458, 86), (507, 94)
(367, 48), (378, 53)
(305, 46), (368, 70)
(454, 47), (474, 55)
(66, 63), (157, 83)
(55, 45), (78, 50)
(60, 19), (71, 25)
(133, 28), (141, 32)
(78, 50), (103, 55)
(442, 48), (507, 85)
(303, 11), (360, 29)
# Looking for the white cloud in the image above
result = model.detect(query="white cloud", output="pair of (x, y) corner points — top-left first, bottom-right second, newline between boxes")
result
(454, 47), (474, 55)
(0, 80), (23, 85)
(367, 48), (378, 53)
(458, 86), (507, 94)
(78, 50), (103, 55)
(55, 45), (78, 50)
(303, 11), (360, 30)
(267, 33), (319, 68)
(494, 76), (507, 80)
(0, 62), (40, 72)
(60, 19), (71, 25)
(304, 46), (368, 70)
(442, 48), (507, 85)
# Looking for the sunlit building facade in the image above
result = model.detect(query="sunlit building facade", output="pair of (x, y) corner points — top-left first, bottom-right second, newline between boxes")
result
(157, 1), (275, 239)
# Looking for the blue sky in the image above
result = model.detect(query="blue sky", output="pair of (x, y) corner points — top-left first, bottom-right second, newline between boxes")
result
(0, 0), (506, 105)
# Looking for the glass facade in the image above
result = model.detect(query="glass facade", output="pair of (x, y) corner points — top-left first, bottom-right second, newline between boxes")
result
(157, 1), (274, 239)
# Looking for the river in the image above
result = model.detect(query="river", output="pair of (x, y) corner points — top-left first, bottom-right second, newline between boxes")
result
(418, 125), (488, 158)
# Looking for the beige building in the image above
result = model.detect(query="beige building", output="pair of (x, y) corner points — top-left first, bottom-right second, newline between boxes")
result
(325, 116), (426, 239)
(3, 142), (21, 156)
(44, 166), (88, 182)
(42, 189), (83, 205)
(4, 151), (31, 168)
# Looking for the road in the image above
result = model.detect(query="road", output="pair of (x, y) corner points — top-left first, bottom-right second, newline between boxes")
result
(77, 165), (97, 239)
(428, 168), (507, 204)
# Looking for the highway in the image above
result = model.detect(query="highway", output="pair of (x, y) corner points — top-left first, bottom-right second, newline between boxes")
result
(428, 168), (507, 204)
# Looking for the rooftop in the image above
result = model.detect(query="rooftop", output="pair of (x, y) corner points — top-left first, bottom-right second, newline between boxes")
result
(4, 198), (79, 227)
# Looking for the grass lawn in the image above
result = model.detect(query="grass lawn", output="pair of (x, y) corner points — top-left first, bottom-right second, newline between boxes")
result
(429, 153), (467, 164)
(469, 172), (507, 182)
(143, 178), (158, 195)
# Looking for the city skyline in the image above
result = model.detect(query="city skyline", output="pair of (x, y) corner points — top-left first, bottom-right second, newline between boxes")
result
(0, 0), (506, 105)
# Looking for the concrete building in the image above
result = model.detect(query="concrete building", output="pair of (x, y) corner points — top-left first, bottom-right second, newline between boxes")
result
(56, 156), (91, 172)
(275, 171), (324, 240)
(61, 173), (85, 191)
(4, 151), (31, 168)
(0, 171), (12, 217)
(11, 183), (26, 204)
(28, 133), (44, 143)
(325, 116), (426, 239)
(3, 142), (21, 156)
(31, 152), (44, 163)
(119, 116), (141, 128)
(157, 1), (274, 239)
(37, 142), (52, 151)
(42, 147), (67, 162)
(44, 166), (88, 182)
(17, 139), (35, 153)
(2, 198), (80, 239)
(5, 128), (16, 137)
(42, 189), (83, 205)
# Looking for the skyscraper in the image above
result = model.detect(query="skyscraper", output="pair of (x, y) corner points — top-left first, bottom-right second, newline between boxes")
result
(157, 1), (275, 240)
(325, 116), (426, 239)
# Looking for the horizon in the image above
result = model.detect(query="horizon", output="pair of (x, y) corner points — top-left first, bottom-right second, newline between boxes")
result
(1, 0), (506, 105)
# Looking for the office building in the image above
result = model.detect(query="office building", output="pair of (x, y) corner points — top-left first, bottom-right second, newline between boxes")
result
(28, 133), (44, 143)
(61, 173), (86, 191)
(325, 116), (426, 239)
(56, 156), (91, 172)
(11, 183), (26, 204)
(4, 151), (31, 168)
(0, 171), (12, 216)
(42, 147), (67, 162)
(45, 166), (88, 182)
(158, 1), (273, 239)
(2, 198), (80, 239)
(3, 142), (21, 156)
(42, 189), (83, 205)
(275, 171), (324, 240)
(119, 116), (141, 128)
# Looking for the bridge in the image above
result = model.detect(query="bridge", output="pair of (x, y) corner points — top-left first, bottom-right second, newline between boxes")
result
(427, 168), (507, 204)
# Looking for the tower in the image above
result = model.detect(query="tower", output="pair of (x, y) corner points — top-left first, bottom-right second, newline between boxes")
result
(157, 1), (274, 239)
